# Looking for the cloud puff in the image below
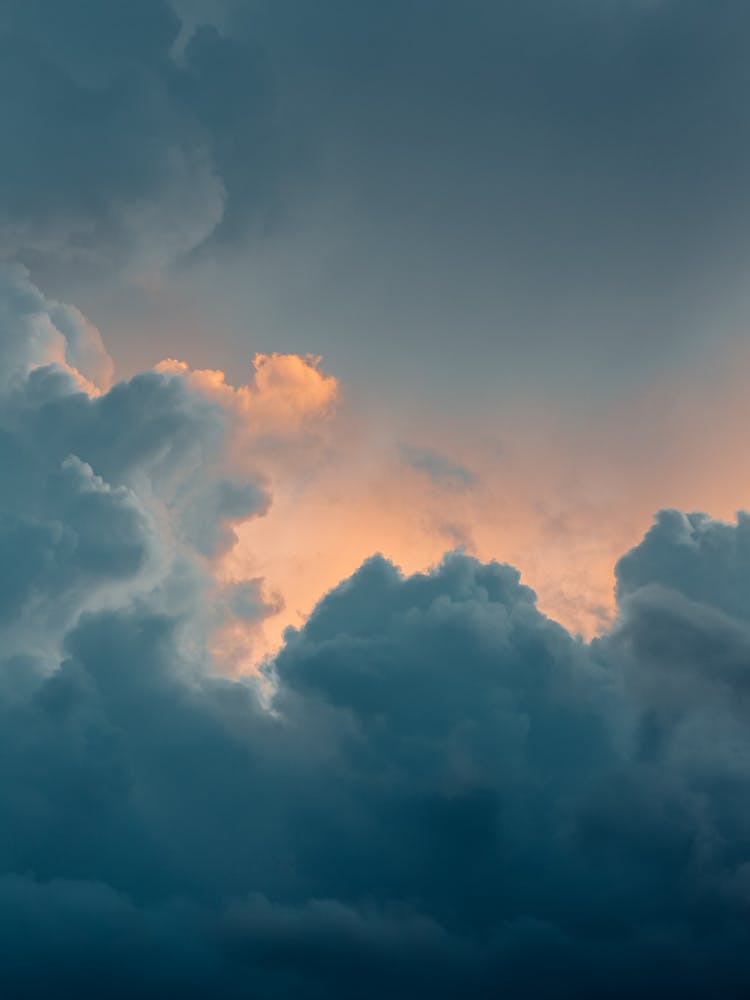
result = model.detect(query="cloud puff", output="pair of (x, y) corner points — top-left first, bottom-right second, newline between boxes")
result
(158, 351), (339, 439)
(616, 508), (750, 622)
(0, 266), (272, 668)
(0, 262), (113, 391)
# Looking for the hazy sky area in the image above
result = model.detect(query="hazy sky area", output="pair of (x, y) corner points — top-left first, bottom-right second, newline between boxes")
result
(17, 0), (750, 405)
(4, 2), (750, 997)
(7, 0), (750, 636)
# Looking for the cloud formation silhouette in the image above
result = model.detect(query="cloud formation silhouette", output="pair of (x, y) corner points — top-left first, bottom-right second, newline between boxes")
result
(1, 268), (750, 996)
(3, 2), (750, 985)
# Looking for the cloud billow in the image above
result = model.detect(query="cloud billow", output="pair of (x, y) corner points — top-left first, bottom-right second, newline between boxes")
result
(0, 0), (268, 270)
(1, 270), (750, 995)
(5, 2), (750, 993)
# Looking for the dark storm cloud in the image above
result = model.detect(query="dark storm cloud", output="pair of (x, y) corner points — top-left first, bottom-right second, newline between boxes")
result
(6, 4), (750, 995)
(3, 260), (750, 994)
(6, 1), (750, 282)
(5, 274), (750, 997)
(4, 522), (750, 995)
(0, 0), (274, 269)
(616, 508), (750, 621)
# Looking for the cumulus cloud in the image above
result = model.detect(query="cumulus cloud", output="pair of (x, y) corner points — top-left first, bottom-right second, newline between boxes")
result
(0, 262), (113, 391)
(1, 279), (750, 994)
(8, 3), (750, 993)
(616, 508), (750, 622)
(158, 351), (339, 440)
(0, 265), (274, 669)
(3, 521), (750, 995)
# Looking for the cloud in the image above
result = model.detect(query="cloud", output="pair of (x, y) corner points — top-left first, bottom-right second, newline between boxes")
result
(616, 508), (750, 622)
(401, 443), (477, 489)
(3, 521), (750, 994)
(0, 262), (113, 391)
(159, 352), (339, 439)
(145, 0), (750, 411)
(8, 0), (750, 374)
(0, 265), (273, 668)
(0, 0), (246, 270)
(4, 264), (750, 995)
(8, 3), (750, 993)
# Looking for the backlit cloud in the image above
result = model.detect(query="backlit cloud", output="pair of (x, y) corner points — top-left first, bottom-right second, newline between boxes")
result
(4, 1), (750, 995)
(1, 267), (750, 995)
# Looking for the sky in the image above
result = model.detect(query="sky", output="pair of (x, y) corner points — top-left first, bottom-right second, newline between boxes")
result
(3, 1), (750, 996)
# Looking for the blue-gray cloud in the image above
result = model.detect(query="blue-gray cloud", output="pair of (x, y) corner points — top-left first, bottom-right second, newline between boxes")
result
(0, 1), (243, 268)
(0, 264), (268, 665)
(401, 443), (477, 488)
(5, 4), (750, 994)
(2, 272), (750, 995)
(3, 530), (750, 995)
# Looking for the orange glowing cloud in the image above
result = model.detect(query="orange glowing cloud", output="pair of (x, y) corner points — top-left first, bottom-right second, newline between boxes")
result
(153, 344), (750, 671)
(156, 352), (338, 434)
